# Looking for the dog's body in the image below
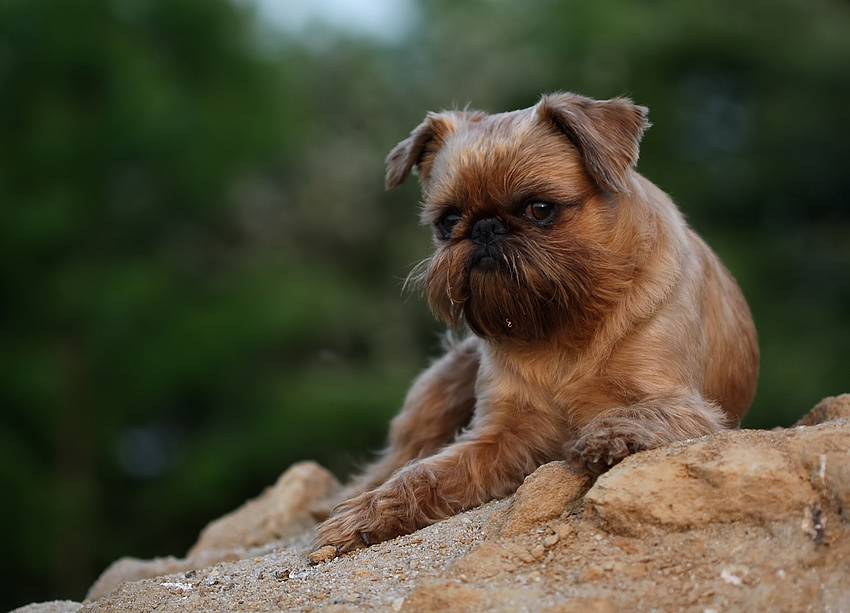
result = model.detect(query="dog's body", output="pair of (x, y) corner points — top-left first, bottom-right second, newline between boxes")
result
(316, 93), (759, 554)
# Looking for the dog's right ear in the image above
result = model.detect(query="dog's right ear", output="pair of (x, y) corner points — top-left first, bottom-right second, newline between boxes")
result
(385, 112), (458, 189)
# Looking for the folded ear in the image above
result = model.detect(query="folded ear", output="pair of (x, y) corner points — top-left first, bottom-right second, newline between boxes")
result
(385, 112), (461, 189)
(537, 93), (650, 194)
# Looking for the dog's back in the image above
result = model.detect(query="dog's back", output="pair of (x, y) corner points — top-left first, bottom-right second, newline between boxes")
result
(691, 229), (759, 420)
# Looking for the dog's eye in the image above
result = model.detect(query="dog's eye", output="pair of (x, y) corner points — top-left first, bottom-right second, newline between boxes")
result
(435, 210), (462, 240)
(524, 202), (555, 222)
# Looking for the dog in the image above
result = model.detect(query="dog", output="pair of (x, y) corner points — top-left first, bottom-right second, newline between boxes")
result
(315, 92), (759, 554)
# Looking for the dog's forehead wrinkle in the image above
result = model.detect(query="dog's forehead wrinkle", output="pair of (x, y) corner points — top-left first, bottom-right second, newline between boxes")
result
(420, 109), (604, 229)
(434, 160), (587, 219)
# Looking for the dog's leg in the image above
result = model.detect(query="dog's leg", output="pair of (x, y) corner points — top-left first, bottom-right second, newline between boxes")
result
(314, 337), (479, 522)
(316, 393), (563, 553)
(567, 391), (734, 475)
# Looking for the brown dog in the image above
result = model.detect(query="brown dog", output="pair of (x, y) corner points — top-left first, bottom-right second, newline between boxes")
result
(316, 92), (759, 554)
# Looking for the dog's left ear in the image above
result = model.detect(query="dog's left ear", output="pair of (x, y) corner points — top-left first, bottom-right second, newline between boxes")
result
(538, 93), (650, 194)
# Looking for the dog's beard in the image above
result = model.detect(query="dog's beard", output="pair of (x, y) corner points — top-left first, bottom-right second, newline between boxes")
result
(419, 235), (636, 344)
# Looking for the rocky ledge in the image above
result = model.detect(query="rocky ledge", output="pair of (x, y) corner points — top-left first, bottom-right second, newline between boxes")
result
(14, 395), (850, 613)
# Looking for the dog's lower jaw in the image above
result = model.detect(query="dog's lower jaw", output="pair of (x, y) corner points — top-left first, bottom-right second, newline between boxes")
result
(467, 249), (500, 271)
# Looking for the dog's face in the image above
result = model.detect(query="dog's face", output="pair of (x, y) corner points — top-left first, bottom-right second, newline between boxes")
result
(387, 93), (651, 344)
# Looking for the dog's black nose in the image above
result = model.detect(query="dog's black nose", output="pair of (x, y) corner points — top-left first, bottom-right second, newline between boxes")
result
(470, 218), (507, 246)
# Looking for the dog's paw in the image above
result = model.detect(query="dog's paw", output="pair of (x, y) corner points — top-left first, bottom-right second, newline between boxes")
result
(568, 427), (648, 476)
(315, 490), (409, 555)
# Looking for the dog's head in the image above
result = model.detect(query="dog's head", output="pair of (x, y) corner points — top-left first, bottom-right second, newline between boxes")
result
(387, 93), (650, 343)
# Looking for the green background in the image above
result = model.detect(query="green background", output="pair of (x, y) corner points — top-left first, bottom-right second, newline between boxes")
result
(2, 0), (848, 609)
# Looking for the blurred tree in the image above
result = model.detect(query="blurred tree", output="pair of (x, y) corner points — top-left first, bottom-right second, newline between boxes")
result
(0, 0), (422, 607)
(1, 0), (848, 609)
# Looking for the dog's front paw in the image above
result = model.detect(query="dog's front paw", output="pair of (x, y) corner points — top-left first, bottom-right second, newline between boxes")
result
(315, 490), (409, 555)
(568, 427), (648, 476)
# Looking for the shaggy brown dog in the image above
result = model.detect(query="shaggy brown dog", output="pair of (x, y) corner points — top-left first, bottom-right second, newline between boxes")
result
(316, 92), (759, 554)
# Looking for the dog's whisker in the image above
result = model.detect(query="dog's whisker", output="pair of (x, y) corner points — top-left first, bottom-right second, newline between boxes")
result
(406, 258), (434, 292)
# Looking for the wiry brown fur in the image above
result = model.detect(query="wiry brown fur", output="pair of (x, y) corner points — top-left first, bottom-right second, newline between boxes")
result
(316, 92), (759, 554)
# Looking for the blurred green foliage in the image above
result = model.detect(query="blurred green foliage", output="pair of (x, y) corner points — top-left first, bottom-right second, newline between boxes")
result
(1, 0), (848, 608)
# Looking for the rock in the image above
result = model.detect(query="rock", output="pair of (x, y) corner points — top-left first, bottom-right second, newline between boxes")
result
(86, 556), (189, 603)
(794, 393), (850, 426)
(404, 582), (496, 612)
(19, 395), (850, 612)
(10, 601), (81, 613)
(307, 545), (337, 564)
(544, 597), (616, 613)
(188, 461), (340, 556)
(790, 423), (850, 521)
(85, 461), (339, 601)
(583, 428), (823, 536)
(487, 461), (591, 538)
(84, 549), (263, 602)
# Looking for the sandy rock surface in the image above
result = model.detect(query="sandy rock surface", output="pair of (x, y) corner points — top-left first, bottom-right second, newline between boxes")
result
(82, 461), (340, 603)
(14, 395), (850, 613)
